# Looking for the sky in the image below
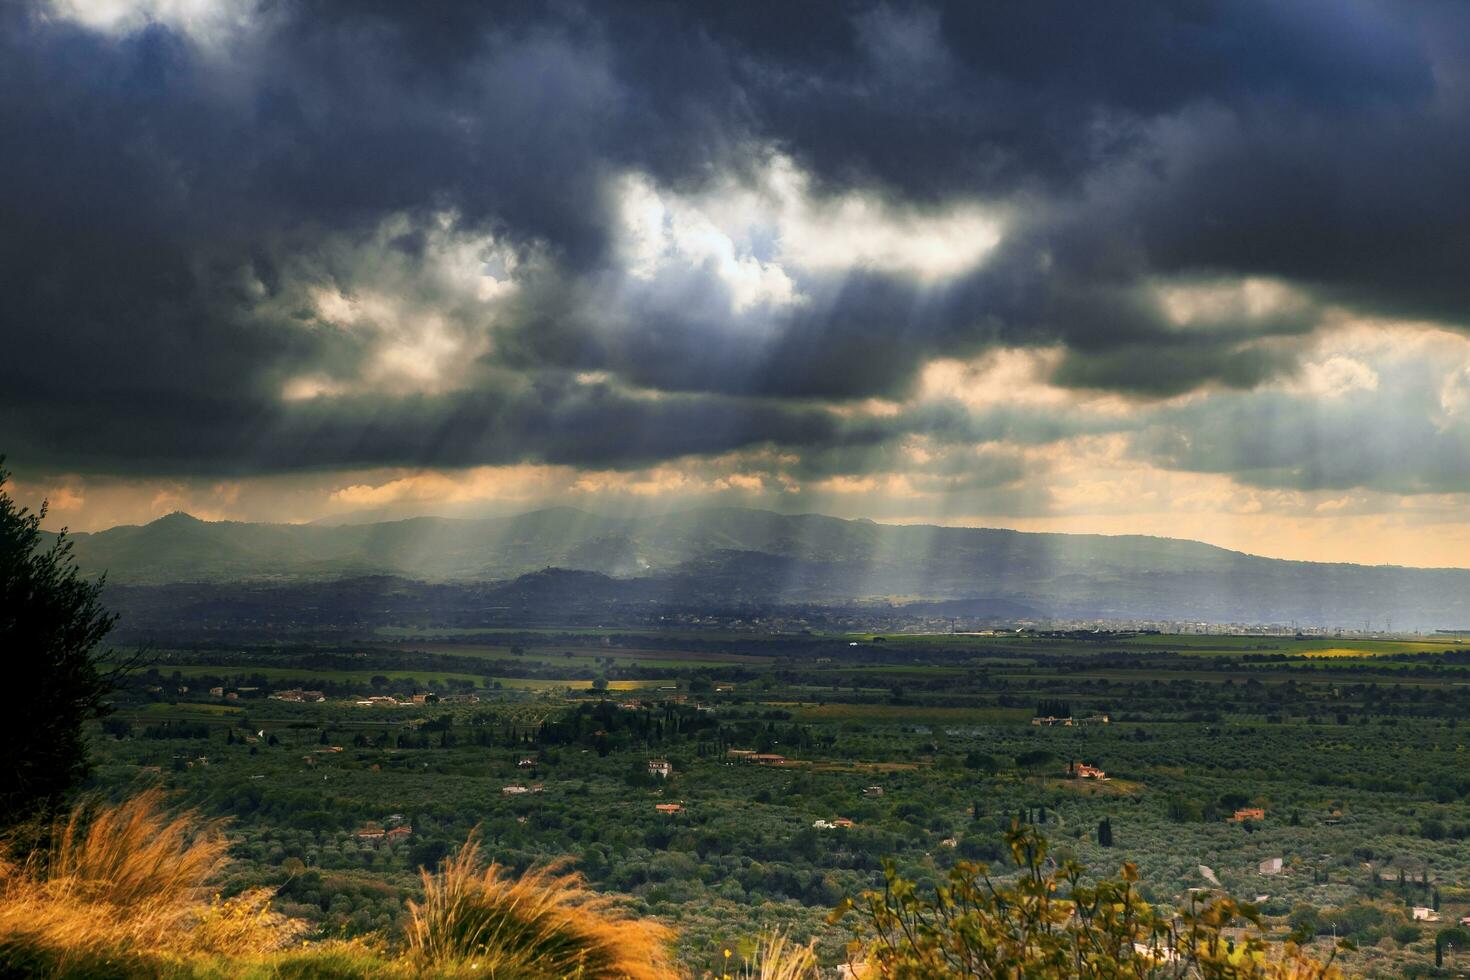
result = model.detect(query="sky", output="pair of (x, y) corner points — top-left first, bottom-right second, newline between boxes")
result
(5, 0), (1470, 567)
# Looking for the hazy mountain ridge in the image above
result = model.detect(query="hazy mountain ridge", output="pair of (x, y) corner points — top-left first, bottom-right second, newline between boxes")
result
(56, 507), (1470, 629)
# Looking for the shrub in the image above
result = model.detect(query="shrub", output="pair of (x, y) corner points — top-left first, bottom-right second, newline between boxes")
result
(836, 824), (1341, 979)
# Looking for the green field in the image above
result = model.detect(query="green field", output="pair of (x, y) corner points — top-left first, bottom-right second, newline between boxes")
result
(99, 628), (1470, 976)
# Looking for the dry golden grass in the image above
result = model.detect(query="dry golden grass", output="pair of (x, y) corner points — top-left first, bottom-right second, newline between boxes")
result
(744, 930), (820, 980)
(44, 788), (229, 912)
(406, 833), (677, 978)
(0, 789), (299, 976)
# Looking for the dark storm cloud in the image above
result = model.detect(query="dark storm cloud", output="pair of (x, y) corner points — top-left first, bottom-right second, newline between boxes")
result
(0, 371), (901, 475)
(0, 0), (1465, 480)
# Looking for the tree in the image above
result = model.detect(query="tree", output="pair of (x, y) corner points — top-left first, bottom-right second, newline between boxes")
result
(1098, 817), (1114, 847)
(0, 460), (126, 822)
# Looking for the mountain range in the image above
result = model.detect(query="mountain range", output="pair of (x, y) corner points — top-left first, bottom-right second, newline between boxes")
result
(54, 507), (1470, 629)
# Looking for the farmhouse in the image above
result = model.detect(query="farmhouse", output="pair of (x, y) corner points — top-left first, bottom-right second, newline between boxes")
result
(1230, 808), (1266, 823)
(1258, 857), (1283, 875)
(654, 803), (683, 814)
(1412, 907), (1441, 922)
(750, 753), (786, 766)
(648, 759), (673, 778)
(1066, 760), (1107, 780)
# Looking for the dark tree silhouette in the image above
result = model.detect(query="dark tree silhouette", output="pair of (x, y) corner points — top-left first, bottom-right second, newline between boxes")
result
(0, 459), (126, 823)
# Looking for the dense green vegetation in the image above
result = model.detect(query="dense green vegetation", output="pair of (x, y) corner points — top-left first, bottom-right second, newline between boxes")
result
(77, 628), (1470, 976)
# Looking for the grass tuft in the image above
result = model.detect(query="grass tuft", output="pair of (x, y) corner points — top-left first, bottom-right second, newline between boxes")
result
(407, 832), (676, 978)
(746, 930), (819, 980)
(0, 789), (297, 976)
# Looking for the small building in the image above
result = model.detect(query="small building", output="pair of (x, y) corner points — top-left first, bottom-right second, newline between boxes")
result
(518, 756), (539, 768)
(502, 785), (530, 795)
(209, 686), (224, 697)
(1258, 858), (1283, 876)
(1230, 808), (1266, 823)
(1066, 760), (1107, 780)
(384, 826), (411, 843)
(655, 803), (683, 814)
(355, 827), (386, 841)
(863, 785), (884, 797)
(1412, 907), (1441, 922)
(750, 753), (786, 766)
(833, 818), (856, 829)
(813, 819), (835, 829)
(940, 837), (958, 848)
(648, 759), (673, 778)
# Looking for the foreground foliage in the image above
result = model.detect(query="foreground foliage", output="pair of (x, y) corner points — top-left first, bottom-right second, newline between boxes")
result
(405, 833), (675, 977)
(838, 824), (1340, 979)
(0, 460), (120, 823)
(0, 790), (303, 977)
(0, 792), (1342, 978)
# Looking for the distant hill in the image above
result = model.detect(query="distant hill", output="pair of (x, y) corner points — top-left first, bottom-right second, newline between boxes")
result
(56, 506), (1470, 629)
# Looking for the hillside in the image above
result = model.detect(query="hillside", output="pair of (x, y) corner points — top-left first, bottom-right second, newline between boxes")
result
(58, 507), (1470, 629)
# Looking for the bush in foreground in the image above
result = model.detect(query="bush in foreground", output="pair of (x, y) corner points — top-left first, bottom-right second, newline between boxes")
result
(836, 824), (1341, 979)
